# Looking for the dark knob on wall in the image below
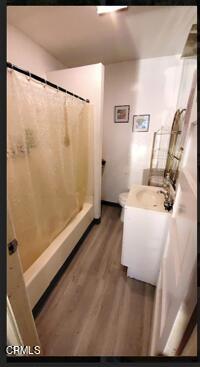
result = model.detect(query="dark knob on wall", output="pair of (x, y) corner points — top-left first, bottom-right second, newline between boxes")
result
(8, 239), (18, 255)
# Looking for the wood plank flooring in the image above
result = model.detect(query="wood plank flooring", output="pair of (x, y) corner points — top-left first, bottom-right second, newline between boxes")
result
(35, 205), (155, 356)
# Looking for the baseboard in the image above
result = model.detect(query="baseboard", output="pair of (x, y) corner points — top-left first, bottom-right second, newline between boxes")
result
(93, 218), (101, 224)
(101, 200), (121, 208)
(32, 219), (96, 318)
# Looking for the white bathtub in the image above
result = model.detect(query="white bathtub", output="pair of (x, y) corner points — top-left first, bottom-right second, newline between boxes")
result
(24, 202), (94, 309)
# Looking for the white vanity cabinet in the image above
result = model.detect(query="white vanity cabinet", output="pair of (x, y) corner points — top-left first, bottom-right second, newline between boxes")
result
(121, 185), (170, 286)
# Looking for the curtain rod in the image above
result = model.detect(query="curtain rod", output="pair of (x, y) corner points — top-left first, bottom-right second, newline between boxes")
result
(7, 62), (90, 103)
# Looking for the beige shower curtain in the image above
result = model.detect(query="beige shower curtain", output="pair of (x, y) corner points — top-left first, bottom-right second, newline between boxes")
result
(67, 101), (91, 211)
(7, 70), (91, 272)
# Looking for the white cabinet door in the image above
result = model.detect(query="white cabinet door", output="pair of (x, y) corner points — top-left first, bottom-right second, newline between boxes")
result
(150, 73), (197, 356)
(121, 206), (169, 285)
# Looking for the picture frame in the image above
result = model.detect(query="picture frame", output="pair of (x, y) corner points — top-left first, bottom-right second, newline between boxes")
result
(114, 105), (130, 123)
(132, 114), (150, 132)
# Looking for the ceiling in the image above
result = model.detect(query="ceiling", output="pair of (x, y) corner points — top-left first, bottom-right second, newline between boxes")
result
(7, 6), (197, 67)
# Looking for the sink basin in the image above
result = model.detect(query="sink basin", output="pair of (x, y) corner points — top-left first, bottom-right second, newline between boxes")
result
(136, 188), (164, 208)
(125, 185), (166, 212)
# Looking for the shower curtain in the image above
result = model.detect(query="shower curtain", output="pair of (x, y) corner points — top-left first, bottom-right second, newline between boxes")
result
(7, 70), (92, 272)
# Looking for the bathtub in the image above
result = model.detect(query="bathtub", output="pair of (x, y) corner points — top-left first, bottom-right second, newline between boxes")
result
(24, 202), (94, 309)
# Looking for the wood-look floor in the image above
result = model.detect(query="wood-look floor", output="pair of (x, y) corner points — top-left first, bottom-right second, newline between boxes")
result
(35, 205), (155, 356)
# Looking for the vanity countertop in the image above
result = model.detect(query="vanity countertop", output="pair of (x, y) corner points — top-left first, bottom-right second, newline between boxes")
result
(125, 185), (169, 213)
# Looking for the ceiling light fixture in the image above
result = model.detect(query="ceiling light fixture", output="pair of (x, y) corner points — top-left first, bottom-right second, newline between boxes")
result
(96, 6), (128, 15)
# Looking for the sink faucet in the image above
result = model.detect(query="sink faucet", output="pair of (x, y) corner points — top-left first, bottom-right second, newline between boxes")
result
(157, 174), (174, 211)
(159, 189), (170, 201)
(158, 189), (173, 211)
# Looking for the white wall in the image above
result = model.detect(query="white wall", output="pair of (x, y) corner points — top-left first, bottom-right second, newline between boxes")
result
(102, 56), (183, 203)
(47, 64), (105, 219)
(7, 24), (64, 78)
(176, 58), (197, 109)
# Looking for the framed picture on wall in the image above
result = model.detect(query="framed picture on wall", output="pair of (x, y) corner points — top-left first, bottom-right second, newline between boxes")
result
(114, 105), (130, 123)
(132, 114), (150, 132)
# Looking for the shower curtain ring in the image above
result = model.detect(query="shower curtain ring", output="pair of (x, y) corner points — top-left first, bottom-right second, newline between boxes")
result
(43, 79), (47, 88)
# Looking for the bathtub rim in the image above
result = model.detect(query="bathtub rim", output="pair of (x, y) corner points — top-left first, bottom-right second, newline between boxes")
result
(24, 202), (94, 309)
